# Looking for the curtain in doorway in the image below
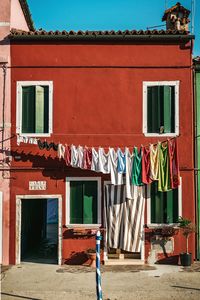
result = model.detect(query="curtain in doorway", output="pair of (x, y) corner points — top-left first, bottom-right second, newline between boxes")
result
(104, 184), (145, 253)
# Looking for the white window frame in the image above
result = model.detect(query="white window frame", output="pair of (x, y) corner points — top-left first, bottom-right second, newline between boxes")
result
(65, 177), (101, 227)
(146, 177), (182, 228)
(143, 81), (179, 137)
(16, 81), (53, 137)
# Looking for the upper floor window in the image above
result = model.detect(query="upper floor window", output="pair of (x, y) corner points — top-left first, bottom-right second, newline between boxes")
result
(16, 81), (53, 136)
(143, 81), (179, 137)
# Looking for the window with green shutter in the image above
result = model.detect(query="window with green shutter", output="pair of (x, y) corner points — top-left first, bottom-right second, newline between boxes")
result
(21, 85), (50, 134)
(143, 81), (179, 136)
(70, 181), (98, 224)
(151, 181), (179, 224)
(147, 85), (175, 134)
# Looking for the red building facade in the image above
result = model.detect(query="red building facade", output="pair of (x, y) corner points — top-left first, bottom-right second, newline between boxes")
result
(9, 29), (195, 265)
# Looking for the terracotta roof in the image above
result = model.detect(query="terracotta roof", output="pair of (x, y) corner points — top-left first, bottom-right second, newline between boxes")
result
(9, 28), (194, 42)
(162, 2), (190, 21)
(19, 0), (35, 31)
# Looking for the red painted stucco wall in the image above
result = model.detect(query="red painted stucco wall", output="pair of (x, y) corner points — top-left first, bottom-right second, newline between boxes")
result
(9, 40), (195, 265)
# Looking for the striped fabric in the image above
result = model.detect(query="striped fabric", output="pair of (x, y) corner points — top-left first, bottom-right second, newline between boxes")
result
(104, 184), (145, 253)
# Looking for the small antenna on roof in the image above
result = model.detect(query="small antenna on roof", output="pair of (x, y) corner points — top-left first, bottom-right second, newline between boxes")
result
(165, 0), (168, 9)
(146, 24), (165, 30)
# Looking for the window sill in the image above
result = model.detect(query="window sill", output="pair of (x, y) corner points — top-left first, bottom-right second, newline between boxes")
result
(17, 133), (51, 138)
(65, 224), (102, 229)
(146, 223), (179, 229)
(143, 133), (179, 138)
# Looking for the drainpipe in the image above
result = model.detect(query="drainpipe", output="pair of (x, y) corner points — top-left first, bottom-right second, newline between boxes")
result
(0, 62), (8, 179)
(194, 62), (200, 260)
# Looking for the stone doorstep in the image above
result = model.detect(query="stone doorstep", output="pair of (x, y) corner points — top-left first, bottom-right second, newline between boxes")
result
(101, 259), (145, 266)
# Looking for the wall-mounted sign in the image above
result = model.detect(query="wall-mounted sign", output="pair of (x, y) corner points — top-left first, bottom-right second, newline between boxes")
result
(29, 181), (47, 190)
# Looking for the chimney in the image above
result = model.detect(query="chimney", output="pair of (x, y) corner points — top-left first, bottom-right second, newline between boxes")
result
(162, 2), (190, 31)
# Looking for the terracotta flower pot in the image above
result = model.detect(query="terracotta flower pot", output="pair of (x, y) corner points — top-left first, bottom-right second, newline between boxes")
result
(87, 252), (96, 268)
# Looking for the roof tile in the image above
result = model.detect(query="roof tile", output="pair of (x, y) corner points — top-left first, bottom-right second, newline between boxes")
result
(9, 28), (192, 41)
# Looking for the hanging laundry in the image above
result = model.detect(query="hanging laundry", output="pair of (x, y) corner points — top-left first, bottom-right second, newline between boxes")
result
(108, 148), (123, 185)
(65, 145), (71, 166)
(83, 147), (92, 170)
(125, 147), (135, 199)
(57, 143), (65, 160)
(91, 147), (99, 172)
(142, 146), (153, 184)
(98, 147), (109, 174)
(71, 144), (79, 167)
(17, 135), (22, 146)
(29, 137), (38, 145)
(117, 148), (126, 174)
(77, 145), (84, 168)
(132, 147), (143, 186)
(52, 143), (58, 151)
(168, 139), (180, 189)
(17, 135), (39, 146)
(104, 184), (145, 252)
(38, 140), (46, 150)
(149, 144), (159, 180)
(158, 142), (171, 192)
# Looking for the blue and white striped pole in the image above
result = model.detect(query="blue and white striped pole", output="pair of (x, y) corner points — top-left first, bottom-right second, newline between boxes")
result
(96, 230), (103, 300)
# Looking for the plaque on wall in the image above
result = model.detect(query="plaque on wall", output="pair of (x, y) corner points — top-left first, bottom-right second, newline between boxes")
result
(29, 181), (47, 190)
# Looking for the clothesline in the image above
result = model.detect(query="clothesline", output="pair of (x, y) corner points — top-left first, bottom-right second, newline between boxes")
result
(16, 134), (180, 193)
(16, 134), (177, 151)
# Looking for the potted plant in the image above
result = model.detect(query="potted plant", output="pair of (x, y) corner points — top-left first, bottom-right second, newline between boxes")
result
(152, 225), (178, 242)
(178, 216), (196, 266)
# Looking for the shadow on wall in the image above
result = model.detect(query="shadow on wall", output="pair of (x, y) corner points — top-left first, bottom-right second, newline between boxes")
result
(9, 149), (98, 180)
(64, 251), (88, 265)
(63, 228), (96, 239)
(156, 255), (179, 265)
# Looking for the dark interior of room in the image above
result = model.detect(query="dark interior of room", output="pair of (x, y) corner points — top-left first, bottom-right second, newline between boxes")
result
(21, 198), (58, 264)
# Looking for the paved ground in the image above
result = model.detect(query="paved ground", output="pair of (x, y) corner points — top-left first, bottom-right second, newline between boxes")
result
(1, 262), (200, 300)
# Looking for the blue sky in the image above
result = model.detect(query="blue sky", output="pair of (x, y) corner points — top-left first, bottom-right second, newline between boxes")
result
(28, 0), (200, 56)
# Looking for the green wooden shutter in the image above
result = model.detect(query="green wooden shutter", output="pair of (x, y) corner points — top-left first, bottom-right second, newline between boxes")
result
(70, 181), (83, 224)
(22, 86), (35, 133)
(166, 188), (178, 223)
(151, 181), (164, 223)
(151, 181), (178, 223)
(43, 86), (49, 133)
(170, 86), (175, 133)
(163, 86), (175, 133)
(35, 86), (45, 133)
(83, 181), (97, 224)
(147, 86), (161, 133)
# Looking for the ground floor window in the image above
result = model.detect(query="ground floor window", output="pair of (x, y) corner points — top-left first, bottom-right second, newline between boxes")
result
(66, 177), (101, 226)
(148, 179), (182, 225)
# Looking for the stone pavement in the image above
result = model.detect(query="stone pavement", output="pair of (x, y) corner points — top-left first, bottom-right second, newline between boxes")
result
(1, 262), (200, 300)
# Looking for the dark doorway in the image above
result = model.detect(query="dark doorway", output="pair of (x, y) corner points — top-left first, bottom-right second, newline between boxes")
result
(21, 198), (58, 264)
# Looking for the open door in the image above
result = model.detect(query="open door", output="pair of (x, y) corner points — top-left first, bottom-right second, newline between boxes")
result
(16, 195), (62, 265)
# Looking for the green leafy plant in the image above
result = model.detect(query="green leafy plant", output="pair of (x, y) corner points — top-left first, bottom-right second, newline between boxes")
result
(178, 217), (196, 253)
(152, 225), (178, 241)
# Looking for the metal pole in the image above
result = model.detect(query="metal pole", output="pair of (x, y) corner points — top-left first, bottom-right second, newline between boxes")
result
(96, 230), (102, 300)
